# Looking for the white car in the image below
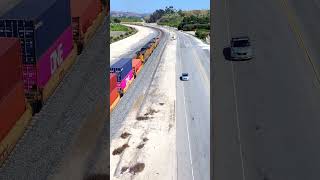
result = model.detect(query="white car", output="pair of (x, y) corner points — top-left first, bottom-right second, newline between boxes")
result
(180, 73), (189, 81)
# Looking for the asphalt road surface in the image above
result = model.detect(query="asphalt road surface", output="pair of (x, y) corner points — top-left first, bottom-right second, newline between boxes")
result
(176, 31), (210, 180)
(213, 0), (320, 179)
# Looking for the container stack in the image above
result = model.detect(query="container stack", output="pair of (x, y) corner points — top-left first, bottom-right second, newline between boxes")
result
(110, 73), (120, 111)
(0, 0), (74, 103)
(132, 59), (143, 78)
(71, 0), (104, 54)
(0, 0), (105, 166)
(0, 38), (26, 142)
(109, 36), (162, 112)
(110, 58), (134, 97)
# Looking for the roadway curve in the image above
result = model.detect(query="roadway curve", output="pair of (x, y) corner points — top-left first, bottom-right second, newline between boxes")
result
(175, 31), (210, 180)
(213, 0), (320, 180)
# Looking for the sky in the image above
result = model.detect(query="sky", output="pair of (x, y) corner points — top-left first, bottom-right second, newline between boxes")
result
(110, 0), (210, 14)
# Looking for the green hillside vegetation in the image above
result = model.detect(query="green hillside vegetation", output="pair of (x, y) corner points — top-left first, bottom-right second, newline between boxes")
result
(145, 7), (210, 40)
(157, 14), (183, 27)
(111, 17), (143, 23)
(110, 23), (130, 31)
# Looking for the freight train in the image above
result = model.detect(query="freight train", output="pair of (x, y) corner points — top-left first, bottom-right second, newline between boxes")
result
(110, 35), (161, 112)
(0, 0), (108, 166)
(0, 0), (107, 108)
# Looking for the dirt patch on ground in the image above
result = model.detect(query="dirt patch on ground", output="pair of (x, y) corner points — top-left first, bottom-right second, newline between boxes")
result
(144, 108), (159, 116)
(137, 143), (145, 149)
(121, 166), (129, 174)
(129, 163), (145, 175)
(136, 116), (150, 121)
(112, 143), (129, 155)
(120, 132), (131, 139)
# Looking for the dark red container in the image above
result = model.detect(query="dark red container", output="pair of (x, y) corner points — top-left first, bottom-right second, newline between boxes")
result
(0, 37), (23, 98)
(0, 81), (26, 142)
(71, 0), (100, 40)
(110, 73), (117, 92)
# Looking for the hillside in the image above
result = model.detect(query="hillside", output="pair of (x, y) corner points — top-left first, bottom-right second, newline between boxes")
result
(111, 11), (149, 18)
(145, 7), (210, 40)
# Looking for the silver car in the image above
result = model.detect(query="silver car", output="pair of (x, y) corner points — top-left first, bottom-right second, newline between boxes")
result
(180, 73), (189, 81)
(230, 36), (253, 60)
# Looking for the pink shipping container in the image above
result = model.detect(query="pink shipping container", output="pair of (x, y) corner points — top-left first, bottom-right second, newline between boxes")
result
(23, 26), (73, 93)
(117, 70), (133, 93)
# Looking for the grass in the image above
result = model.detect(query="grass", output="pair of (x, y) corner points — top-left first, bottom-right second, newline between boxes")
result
(112, 17), (143, 23)
(110, 23), (130, 31)
(110, 24), (138, 43)
(195, 29), (210, 40)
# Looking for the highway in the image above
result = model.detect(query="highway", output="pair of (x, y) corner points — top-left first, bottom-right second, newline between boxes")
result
(213, 0), (320, 179)
(175, 31), (210, 180)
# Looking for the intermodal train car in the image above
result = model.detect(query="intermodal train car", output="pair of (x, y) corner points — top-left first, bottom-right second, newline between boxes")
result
(110, 73), (120, 111)
(110, 58), (134, 97)
(132, 59), (143, 78)
(110, 34), (161, 110)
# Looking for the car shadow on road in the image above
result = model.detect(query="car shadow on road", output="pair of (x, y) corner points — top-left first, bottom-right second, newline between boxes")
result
(223, 47), (232, 60)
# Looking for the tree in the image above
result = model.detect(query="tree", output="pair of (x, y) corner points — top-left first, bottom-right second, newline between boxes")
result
(114, 18), (121, 23)
(177, 9), (184, 16)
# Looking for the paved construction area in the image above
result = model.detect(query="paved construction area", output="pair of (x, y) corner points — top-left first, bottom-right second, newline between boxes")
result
(0, 17), (107, 180)
(213, 0), (320, 179)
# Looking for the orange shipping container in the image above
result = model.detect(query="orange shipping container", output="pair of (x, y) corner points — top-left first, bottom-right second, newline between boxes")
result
(0, 81), (26, 142)
(0, 38), (22, 98)
(110, 88), (119, 106)
(132, 59), (142, 75)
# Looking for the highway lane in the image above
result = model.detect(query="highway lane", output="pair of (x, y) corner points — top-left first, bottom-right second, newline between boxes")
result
(213, 0), (320, 179)
(176, 31), (210, 180)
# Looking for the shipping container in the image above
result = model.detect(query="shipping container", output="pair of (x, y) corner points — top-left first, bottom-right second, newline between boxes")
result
(132, 59), (142, 78)
(117, 70), (133, 96)
(110, 73), (117, 92)
(110, 58), (133, 82)
(0, 37), (22, 98)
(0, 81), (26, 142)
(71, 0), (101, 54)
(135, 51), (144, 63)
(0, 0), (72, 64)
(110, 88), (119, 106)
(22, 26), (73, 95)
